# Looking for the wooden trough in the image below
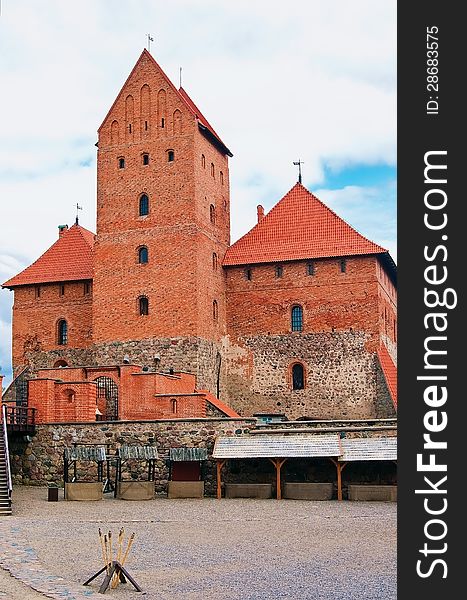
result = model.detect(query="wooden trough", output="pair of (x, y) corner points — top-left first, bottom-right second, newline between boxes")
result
(283, 482), (333, 501)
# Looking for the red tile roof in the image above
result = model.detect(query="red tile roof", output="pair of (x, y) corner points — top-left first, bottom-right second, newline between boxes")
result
(199, 390), (241, 418)
(377, 344), (397, 408)
(223, 183), (388, 266)
(2, 224), (94, 288)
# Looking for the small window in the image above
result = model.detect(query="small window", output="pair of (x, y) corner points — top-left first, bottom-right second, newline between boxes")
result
(167, 150), (174, 162)
(145, 120), (148, 131)
(210, 204), (216, 224)
(201, 154), (206, 168)
(129, 124), (132, 133)
(210, 163), (215, 177)
(139, 193), (149, 216)
(59, 284), (65, 297)
(307, 262), (315, 276)
(161, 118), (165, 128)
(220, 171), (224, 185)
(118, 157), (125, 169)
(58, 319), (68, 345)
(84, 282), (91, 295)
(171, 398), (177, 413)
(139, 296), (149, 316)
(292, 363), (305, 390)
(138, 246), (149, 264)
(212, 252), (218, 270)
(340, 258), (347, 273)
(35, 286), (41, 299)
(142, 153), (149, 165)
(275, 265), (283, 278)
(213, 300), (218, 322)
(291, 305), (303, 332)
(245, 268), (252, 281)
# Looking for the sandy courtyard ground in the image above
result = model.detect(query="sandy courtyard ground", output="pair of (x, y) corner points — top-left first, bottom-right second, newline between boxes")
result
(0, 486), (396, 599)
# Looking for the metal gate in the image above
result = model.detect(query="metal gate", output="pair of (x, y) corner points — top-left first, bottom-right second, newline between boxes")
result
(94, 377), (119, 421)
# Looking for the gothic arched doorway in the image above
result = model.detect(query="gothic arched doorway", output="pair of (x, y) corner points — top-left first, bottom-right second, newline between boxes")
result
(94, 376), (119, 421)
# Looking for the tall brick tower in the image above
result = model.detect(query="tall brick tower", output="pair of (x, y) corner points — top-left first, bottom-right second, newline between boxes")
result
(92, 50), (232, 391)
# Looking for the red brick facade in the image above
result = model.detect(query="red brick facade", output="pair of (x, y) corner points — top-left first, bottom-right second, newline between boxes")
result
(2, 50), (397, 422)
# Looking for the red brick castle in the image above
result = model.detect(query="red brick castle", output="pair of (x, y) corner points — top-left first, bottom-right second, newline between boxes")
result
(2, 50), (397, 422)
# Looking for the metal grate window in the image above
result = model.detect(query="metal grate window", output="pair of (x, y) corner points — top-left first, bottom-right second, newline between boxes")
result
(275, 265), (283, 278)
(138, 246), (148, 264)
(139, 194), (149, 216)
(291, 305), (303, 332)
(139, 296), (149, 315)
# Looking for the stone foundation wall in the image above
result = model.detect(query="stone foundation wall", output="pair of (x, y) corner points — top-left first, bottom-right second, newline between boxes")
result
(221, 331), (389, 420)
(8, 418), (254, 496)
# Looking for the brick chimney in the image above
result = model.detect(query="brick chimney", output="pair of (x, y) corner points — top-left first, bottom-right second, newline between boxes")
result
(58, 225), (68, 238)
(257, 205), (264, 223)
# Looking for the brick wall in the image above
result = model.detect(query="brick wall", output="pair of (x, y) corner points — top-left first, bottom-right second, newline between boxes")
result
(11, 281), (92, 374)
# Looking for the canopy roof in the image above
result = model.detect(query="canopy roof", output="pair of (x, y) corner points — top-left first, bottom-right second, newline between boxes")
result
(212, 434), (341, 458)
(339, 437), (397, 462)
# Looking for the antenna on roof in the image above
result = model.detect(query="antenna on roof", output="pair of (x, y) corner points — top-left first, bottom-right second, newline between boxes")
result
(75, 203), (83, 225)
(179, 66), (182, 88)
(147, 33), (154, 52)
(293, 159), (304, 184)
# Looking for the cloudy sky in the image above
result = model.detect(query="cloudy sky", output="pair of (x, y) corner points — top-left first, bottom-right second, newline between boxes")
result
(0, 0), (396, 386)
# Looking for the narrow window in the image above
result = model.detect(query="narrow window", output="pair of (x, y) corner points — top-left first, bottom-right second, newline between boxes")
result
(307, 262), (315, 276)
(291, 305), (303, 332)
(145, 120), (148, 131)
(129, 124), (132, 133)
(340, 258), (347, 273)
(58, 319), (68, 345)
(275, 265), (283, 278)
(161, 118), (165, 128)
(167, 150), (174, 162)
(245, 268), (252, 281)
(210, 163), (215, 177)
(201, 154), (206, 168)
(142, 153), (149, 165)
(210, 204), (216, 224)
(171, 398), (177, 413)
(35, 286), (41, 298)
(138, 246), (149, 264)
(139, 193), (149, 216)
(220, 171), (224, 185)
(59, 284), (65, 296)
(84, 282), (91, 295)
(292, 363), (305, 390)
(213, 300), (218, 322)
(212, 252), (218, 270)
(139, 296), (149, 316)
(118, 157), (125, 169)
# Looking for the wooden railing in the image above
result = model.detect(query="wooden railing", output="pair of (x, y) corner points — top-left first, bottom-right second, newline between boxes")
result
(3, 405), (36, 432)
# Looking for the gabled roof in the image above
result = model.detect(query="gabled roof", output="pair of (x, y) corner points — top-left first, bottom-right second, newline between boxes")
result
(99, 49), (232, 156)
(223, 183), (389, 267)
(377, 344), (397, 408)
(2, 224), (94, 288)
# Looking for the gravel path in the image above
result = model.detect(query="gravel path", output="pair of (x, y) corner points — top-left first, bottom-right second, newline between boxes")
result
(1, 487), (396, 599)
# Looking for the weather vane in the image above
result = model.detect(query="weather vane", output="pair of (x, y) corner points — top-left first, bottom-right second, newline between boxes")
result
(75, 203), (83, 225)
(147, 33), (154, 52)
(293, 159), (304, 184)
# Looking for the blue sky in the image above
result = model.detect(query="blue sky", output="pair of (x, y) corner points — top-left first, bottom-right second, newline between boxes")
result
(0, 0), (396, 388)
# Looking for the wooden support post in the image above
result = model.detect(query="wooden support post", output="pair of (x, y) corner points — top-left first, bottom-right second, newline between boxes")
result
(268, 458), (287, 500)
(329, 458), (347, 501)
(216, 460), (226, 499)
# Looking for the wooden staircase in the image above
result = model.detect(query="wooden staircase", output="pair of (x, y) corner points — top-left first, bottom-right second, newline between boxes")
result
(0, 407), (13, 515)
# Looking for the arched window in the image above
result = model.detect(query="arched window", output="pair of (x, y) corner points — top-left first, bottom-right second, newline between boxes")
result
(142, 153), (149, 165)
(213, 300), (218, 322)
(210, 162), (215, 177)
(210, 204), (216, 224)
(291, 305), (303, 332)
(201, 154), (206, 168)
(212, 252), (218, 270)
(138, 246), (148, 264)
(220, 171), (224, 185)
(118, 157), (125, 169)
(167, 150), (175, 162)
(139, 296), (149, 316)
(139, 194), (149, 216)
(54, 359), (68, 368)
(292, 363), (305, 390)
(171, 398), (177, 414)
(57, 319), (68, 345)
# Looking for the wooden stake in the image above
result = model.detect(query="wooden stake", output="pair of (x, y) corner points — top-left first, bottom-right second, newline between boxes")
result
(111, 527), (125, 589)
(121, 532), (135, 568)
(98, 529), (107, 572)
